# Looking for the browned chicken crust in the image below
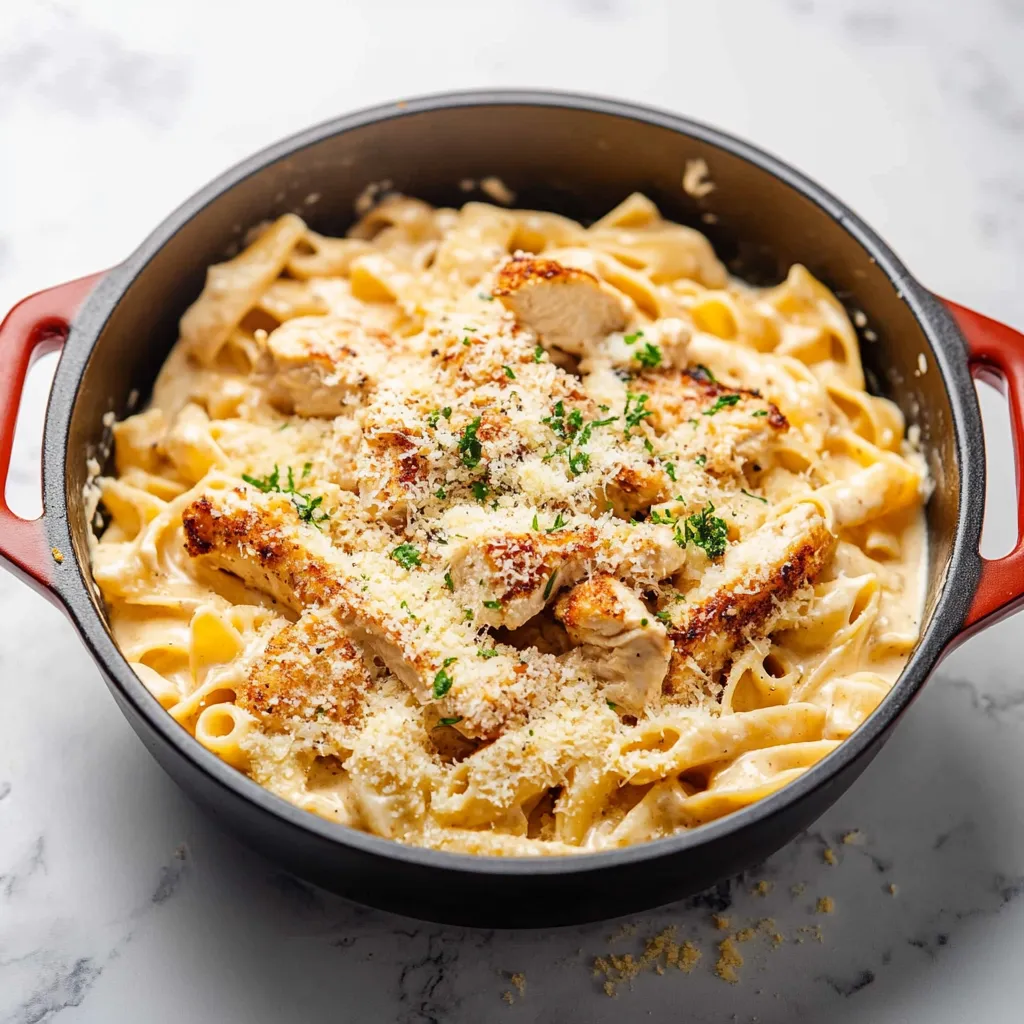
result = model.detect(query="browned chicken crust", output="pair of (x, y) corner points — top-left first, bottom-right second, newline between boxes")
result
(664, 504), (835, 701)
(241, 612), (374, 732)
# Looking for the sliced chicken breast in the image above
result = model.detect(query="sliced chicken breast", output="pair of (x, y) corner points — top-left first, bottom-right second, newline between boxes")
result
(662, 503), (836, 703)
(494, 255), (630, 356)
(555, 574), (670, 714)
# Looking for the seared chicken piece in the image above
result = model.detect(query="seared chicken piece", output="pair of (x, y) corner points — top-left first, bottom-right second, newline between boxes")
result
(264, 315), (395, 417)
(182, 483), (557, 738)
(598, 462), (672, 519)
(242, 611), (375, 734)
(555, 574), (670, 714)
(444, 506), (686, 629)
(494, 255), (630, 356)
(662, 503), (836, 702)
(640, 367), (788, 478)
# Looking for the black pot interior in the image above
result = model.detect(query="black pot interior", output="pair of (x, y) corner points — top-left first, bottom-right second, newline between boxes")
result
(63, 97), (960, 677)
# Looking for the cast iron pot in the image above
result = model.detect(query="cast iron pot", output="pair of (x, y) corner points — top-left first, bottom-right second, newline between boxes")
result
(3, 91), (1023, 928)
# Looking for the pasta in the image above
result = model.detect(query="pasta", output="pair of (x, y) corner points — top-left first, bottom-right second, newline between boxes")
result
(89, 191), (928, 855)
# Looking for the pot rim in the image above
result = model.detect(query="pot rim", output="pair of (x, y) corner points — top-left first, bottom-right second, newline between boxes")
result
(42, 88), (985, 879)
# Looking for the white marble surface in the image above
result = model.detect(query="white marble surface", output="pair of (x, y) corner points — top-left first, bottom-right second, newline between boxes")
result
(3, 0), (1024, 1020)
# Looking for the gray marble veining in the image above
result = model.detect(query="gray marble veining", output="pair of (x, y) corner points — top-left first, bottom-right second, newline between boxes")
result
(2, 0), (1023, 1021)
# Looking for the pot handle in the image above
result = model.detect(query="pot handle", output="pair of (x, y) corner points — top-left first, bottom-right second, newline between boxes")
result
(0, 273), (103, 594)
(942, 298), (1024, 632)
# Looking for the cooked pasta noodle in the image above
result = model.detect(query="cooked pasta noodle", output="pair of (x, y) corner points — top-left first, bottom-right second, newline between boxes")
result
(90, 191), (928, 855)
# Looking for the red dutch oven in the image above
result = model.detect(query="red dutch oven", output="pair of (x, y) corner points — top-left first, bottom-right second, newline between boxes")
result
(1, 91), (1022, 927)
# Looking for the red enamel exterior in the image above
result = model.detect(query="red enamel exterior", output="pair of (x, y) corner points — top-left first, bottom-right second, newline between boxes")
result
(942, 298), (1024, 633)
(0, 273), (103, 596)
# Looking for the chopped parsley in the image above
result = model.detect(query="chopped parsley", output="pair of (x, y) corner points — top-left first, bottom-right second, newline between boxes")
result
(483, 599), (502, 610)
(623, 392), (653, 435)
(463, 608), (474, 622)
(477, 291), (494, 301)
(531, 513), (540, 531)
(623, 330), (644, 345)
(694, 363), (718, 384)
(543, 570), (558, 601)
(242, 464), (329, 528)
(435, 486), (447, 499)
(741, 488), (768, 503)
(634, 342), (662, 368)
(607, 700), (619, 710)
(533, 344), (545, 362)
(641, 618), (649, 627)
(390, 543), (422, 569)
(437, 716), (463, 727)
(546, 512), (567, 533)
(664, 462), (677, 481)
(695, 453), (707, 467)
(242, 466), (281, 492)
(642, 437), (655, 455)
(442, 656), (457, 667)
(655, 608), (673, 623)
(752, 409), (769, 417)
(432, 668), (454, 699)
(471, 480), (490, 502)
(426, 406), (453, 428)
(477, 648), (499, 659)
(457, 417), (483, 468)
(399, 600), (416, 619)
(502, 365), (516, 379)
(542, 402), (616, 479)
(679, 502), (728, 558)
(703, 394), (742, 416)
(568, 448), (591, 476)
(444, 570), (455, 591)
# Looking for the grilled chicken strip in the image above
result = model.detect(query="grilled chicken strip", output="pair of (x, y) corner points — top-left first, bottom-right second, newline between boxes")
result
(493, 255), (630, 356)
(443, 506), (686, 629)
(662, 503), (836, 703)
(242, 610), (375, 735)
(181, 482), (559, 738)
(555, 574), (670, 714)
(264, 315), (396, 417)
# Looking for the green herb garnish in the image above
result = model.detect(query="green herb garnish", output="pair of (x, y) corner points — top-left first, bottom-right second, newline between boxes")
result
(664, 462), (677, 481)
(752, 409), (768, 417)
(458, 417), (483, 468)
(679, 502), (728, 558)
(695, 453), (707, 467)
(437, 716), (463, 727)
(543, 570), (558, 601)
(242, 464), (329, 528)
(634, 342), (662, 368)
(444, 570), (454, 591)
(502, 365), (516, 379)
(533, 345), (545, 362)
(623, 330), (644, 345)
(477, 648), (499, 659)
(546, 512), (567, 533)
(741, 488), (768, 503)
(471, 480), (490, 502)
(703, 394), (742, 416)
(390, 543), (422, 569)
(432, 668), (454, 698)
(483, 599), (502, 610)
(624, 392), (653, 435)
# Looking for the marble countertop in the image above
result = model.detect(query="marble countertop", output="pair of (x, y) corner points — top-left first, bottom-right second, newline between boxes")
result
(3, 0), (1024, 1020)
